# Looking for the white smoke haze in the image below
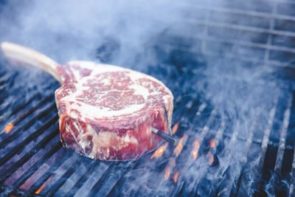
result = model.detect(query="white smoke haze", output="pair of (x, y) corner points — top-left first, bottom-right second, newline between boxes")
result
(0, 0), (290, 195)
(0, 0), (194, 66)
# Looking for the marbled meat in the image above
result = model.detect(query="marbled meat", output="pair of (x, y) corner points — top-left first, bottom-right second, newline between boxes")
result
(55, 61), (174, 160)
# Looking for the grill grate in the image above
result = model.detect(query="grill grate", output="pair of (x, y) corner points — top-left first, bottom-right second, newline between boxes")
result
(154, 1), (295, 70)
(0, 62), (293, 196)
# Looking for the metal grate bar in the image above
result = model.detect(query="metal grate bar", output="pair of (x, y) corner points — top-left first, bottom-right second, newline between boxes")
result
(0, 82), (56, 123)
(164, 41), (278, 72)
(289, 149), (295, 197)
(193, 109), (217, 142)
(170, 181), (185, 197)
(178, 101), (207, 137)
(173, 96), (200, 124)
(64, 160), (98, 197)
(108, 101), (209, 197)
(236, 97), (279, 196)
(0, 105), (57, 145)
(0, 115), (58, 166)
(204, 115), (248, 196)
(9, 143), (62, 196)
(264, 2), (276, 65)
(0, 73), (13, 86)
(274, 93), (295, 196)
(42, 156), (81, 196)
(173, 17), (295, 49)
(2, 95), (55, 128)
(25, 150), (74, 196)
(188, 3), (295, 23)
(222, 130), (263, 146)
(89, 161), (138, 196)
(0, 103), (56, 148)
(11, 133), (60, 190)
(274, 95), (292, 171)
(0, 74), (24, 93)
(99, 99), (203, 195)
(0, 71), (7, 79)
(11, 102), (56, 132)
(228, 113), (262, 196)
(168, 2), (295, 33)
(187, 102), (210, 137)
(163, 33), (295, 65)
(280, 92), (295, 181)
(166, 103), (216, 195)
(87, 163), (116, 195)
(261, 102), (278, 156)
(94, 162), (138, 197)
(214, 119), (227, 143)
(187, 103), (210, 133)
(0, 123), (58, 184)
(106, 160), (143, 197)
(210, 141), (239, 196)
(280, 148), (294, 177)
(0, 92), (42, 122)
(192, 119), (226, 196)
(188, 109), (220, 195)
(253, 95), (288, 195)
(190, 116), (225, 195)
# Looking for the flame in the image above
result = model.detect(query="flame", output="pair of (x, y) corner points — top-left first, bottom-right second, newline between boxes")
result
(151, 143), (168, 159)
(207, 152), (215, 165)
(172, 170), (180, 183)
(191, 139), (200, 160)
(172, 122), (180, 134)
(4, 122), (14, 133)
(173, 135), (187, 157)
(164, 166), (171, 181)
(209, 139), (217, 148)
(164, 159), (176, 180)
(34, 182), (47, 195)
(164, 166), (171, 180)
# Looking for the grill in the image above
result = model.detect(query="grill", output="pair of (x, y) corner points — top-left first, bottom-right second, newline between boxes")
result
(1, 0), (295, 196)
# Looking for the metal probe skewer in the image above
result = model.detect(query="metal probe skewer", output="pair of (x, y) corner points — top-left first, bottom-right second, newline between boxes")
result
(151, 128), (177, 145)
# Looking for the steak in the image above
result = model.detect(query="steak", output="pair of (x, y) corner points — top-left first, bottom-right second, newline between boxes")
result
(0, 42), (173, 161)
(56, 61), (173, 160)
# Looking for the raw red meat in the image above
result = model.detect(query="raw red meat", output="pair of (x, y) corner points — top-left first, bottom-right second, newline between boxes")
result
(56, 61), (173, 160)
(0, 42), (174, 161)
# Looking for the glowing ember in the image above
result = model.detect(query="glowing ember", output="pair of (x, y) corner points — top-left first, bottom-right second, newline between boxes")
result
(173, 135), (187, 157)
(164, 159), (176, 180)
(207, 152), (215, 165)
(172, 122), (180, 134)
(191, 139), (200, 160)
(34, 182), (47, 195)
(151, 143), (168, 159)
(164, 166), (171, 180)
(209, 139), (217, 148)
(4, 122), (14, 133)
(172, 170), (180, 183)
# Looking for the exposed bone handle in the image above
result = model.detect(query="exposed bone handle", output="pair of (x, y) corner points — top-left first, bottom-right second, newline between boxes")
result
(0, 42), (61, 82)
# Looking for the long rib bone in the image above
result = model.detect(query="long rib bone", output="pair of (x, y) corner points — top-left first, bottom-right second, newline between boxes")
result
(1, 42), (61, 82)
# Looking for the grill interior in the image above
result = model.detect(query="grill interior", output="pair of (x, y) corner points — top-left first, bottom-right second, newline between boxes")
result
(0, 62), (294, 196)
(1, 0), (295, 196)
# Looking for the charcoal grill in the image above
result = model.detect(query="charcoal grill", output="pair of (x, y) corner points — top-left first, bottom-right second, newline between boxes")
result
(1, 0), (295, 196)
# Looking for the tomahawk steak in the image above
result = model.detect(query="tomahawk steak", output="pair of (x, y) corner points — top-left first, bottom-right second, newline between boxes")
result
(0, 42), (174, 161)
(56, 61), (173, 160)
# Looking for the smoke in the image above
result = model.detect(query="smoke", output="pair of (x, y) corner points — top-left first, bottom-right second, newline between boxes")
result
(0, 0), (291, 196)
(0, 0), (193, 67)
